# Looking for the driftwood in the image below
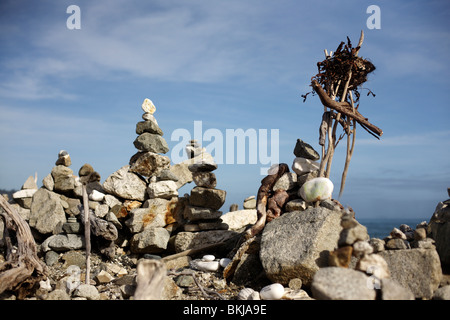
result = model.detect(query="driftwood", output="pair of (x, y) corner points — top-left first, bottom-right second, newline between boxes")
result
(134, 259), (167, 300)
(0, 195), (47, 298)
(243, 163), (289, 240)
(311, 79), (383, 138)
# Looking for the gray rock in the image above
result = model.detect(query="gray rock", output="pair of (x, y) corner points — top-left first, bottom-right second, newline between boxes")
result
(42, 173), (54, 191)
(103, 166), (147, 201)
(385, 238), (410, 250)
(338, 222), (369, 247)
(188, 162), (217, 173)
(51, 165), (75, 193)
(311, 267), (376, 300)
(220, 209), (257, 231)
(198, 219), (228, 231)
(45, 289), (71, 300)
(433, 285), (450, 300)
(45, 251), (60, 266)
(174, 230), (239, 252)
(125, 206), (166, 233)
(29, 188), (66, 235)
(243, 196), (256, 210)
(136, 120), (163, 136)
(147, 180), (178, 199)
(189, 187), (226, 211)
(428, 201), (450, 267)
(129, 151), (170, 177)
(259, 207), (342, 286)
(133, 132), (169, 154)
(184, 206), (222, 221)
(379, 248), (442, 299)
(293, 139), (320, 161)
(192, 172), (217, 188)
(273, 172), (297, 191)
(22, 175), (38, 190)
(73, 284), (100, 300)
(157, 169), (179, 182)
(41, 234), (84, 252)
(369, 238), (385, 253)
(130, 227), (170, 253)
(380, 278), (415, 300)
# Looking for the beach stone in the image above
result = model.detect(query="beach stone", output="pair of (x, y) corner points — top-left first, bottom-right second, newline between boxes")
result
(103, 166), (147, 201)
(41, 234), (84, 252)
(285, 199), (307, 212)
(74, 284), (100, 300)
(220, 209), (257, 231)
(189, 187), (226, 211)
(260, 283), (285, 300)
(133, 132), (169, 154)
(174, 230), (239, 252)
(355, 253), (390, 280)
(369, 238), (386, 253)
(380, 278), (415, 300)
(130, 227), (170, 254)
(42, 173), (54, 191)
(328, 246), (353, 268)
(273, 172), (298, 191)
(192, 172), (217, 188)
(379, 248), (442, 299)
(157, 169), (179, 182)
(198, 219), (228, 231)
(188, 161), (217, 173)
(292, 157), (320, 175)
(125, 207), (166, 233)
(297, 170), (319, 187)
(51, 165), (75, 193)
(293, 139), (320, 160)
(299, 177), (333, 202)
(311, 267), (376, 300)
(22, 175), (38, 190)
(29, 188), (66, 235)
(142, 112), (157, 123)
(141, 98), (156, 114)
(385, 238), (410, 250)
(129, 151), (170, 177)
(338, 222), (369, 247)
(184, 206), (222, 221)
(260, 206), (342, 286)
(147, 180), (178, 199)
(433, 285), (450, 300)
(136, 120), (163, 136)
(55, 150), (72, 167)
(243, 196), (257, 209)
(428, 201), (450, 266)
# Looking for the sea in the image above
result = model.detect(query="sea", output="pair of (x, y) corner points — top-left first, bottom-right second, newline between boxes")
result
(358, 217), (430, 239)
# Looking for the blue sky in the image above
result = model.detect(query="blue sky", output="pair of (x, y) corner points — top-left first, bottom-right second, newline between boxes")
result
(0, 0), (449, 220)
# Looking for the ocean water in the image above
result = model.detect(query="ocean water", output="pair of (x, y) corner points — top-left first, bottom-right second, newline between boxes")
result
(358, 217), (430, 239)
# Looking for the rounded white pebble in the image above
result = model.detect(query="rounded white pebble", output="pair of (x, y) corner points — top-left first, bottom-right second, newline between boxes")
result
(219, 258), (231, 268)
(260, 283), (285, 300)
(202, 254), (215, 262)
(193, 261), (219, 272)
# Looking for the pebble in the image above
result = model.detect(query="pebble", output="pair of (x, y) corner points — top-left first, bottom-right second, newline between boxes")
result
(202, 254), (215, 262)
(299, 177), (334, 202)
(141, 98), (156, 114)
(237, 288), (260, 300)
(219, 258), (231, 268)
(292, 157), (320, 175)
(190, 260), (220, 272)
(259, 283), (285, 300)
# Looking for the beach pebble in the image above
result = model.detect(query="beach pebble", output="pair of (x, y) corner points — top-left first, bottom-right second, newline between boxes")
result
(219, 258), (231, 268)
(260, 283), (285, 300)
(237, 288), (260, 300)
(141, 98), (156, 114)
(292, 157), (320, 175)
(299, 177), (334, 202)
(202, 254), (215, 262)
(190, 260), (220, 272)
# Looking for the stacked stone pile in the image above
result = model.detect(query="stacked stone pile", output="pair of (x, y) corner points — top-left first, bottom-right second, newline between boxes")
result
(183, 142), (227, 232)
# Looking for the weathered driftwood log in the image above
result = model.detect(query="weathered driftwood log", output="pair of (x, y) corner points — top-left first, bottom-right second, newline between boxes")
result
(244, 163), (289, 240)
(0, 195), (47, 298)
(134, 259), (167, 300)
(311, 80), (383, 138)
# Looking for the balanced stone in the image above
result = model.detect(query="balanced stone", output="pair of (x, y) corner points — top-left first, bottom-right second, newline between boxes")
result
(184, 206), (222, 221)
(103, 165), (147, 201)
(188, 161), (217, 173)
(147, 180), (178, 199)
(192, 172), (217, 188)
(293, 139), (320, 161)
(51, 165), (75, 193)
(299, 177), (333, 202)
(189, 187), (226, 211)
(141, 98), (156, 114)
(55, 150), (72, 167)
(130, 227), (170, 254)
(136, 120), (163, 136)
(292, 157), (320, 175)
(30, 188), (66, 235)
(133, 133), (169, 154)
(129, 151), (170, 177)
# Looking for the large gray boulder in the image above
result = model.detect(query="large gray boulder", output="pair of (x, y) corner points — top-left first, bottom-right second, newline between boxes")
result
(29, 188), (67, 235)
(259, 207), (343, 286)
(428, 201), (450, 267)
(103, 165), (147, 201)
(130, 227), (170, 254)
(311, 267), (376, 300)
(379, 248), (442, 299)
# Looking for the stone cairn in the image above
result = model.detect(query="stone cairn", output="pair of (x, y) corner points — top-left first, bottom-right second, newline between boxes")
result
(183, 140), (227, 232)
